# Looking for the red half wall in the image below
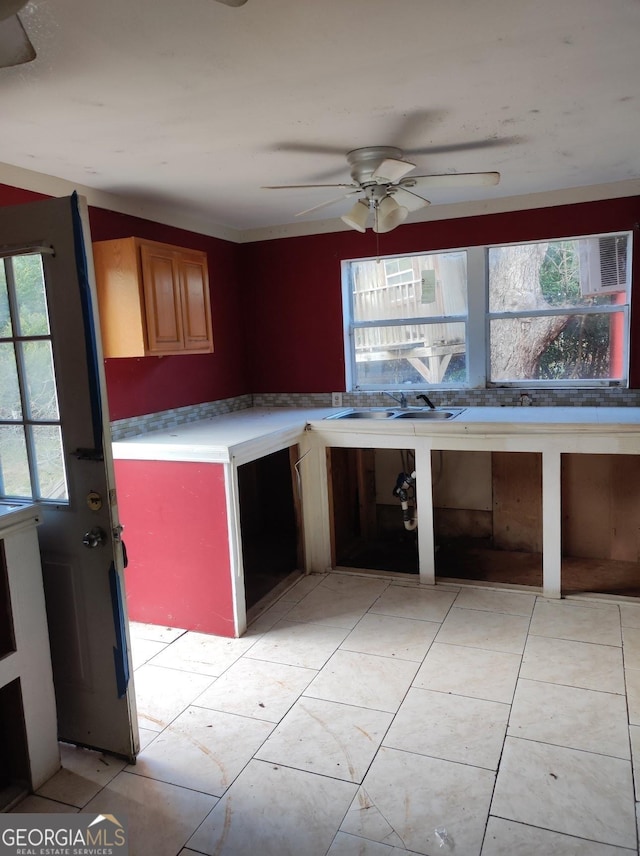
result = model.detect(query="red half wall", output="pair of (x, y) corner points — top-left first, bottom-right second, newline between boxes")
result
(115, 458), (235, 636)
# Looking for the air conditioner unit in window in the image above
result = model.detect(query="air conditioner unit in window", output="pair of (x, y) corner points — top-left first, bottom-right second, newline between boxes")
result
(579, 235), (628, 296)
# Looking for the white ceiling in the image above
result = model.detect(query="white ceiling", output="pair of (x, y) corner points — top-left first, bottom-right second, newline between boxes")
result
(2, 0), (640, 241)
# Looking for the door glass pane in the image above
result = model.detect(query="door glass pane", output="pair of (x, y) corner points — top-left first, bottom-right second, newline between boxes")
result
(0, 265), (11, 337)
(0, 343), (22, 420)
(0, 425), (31, 498)
(13, 254), (50, 337)
(32, 425), (68, 501)
(1, 252), (68, 504)
(20, 340), (59, 420)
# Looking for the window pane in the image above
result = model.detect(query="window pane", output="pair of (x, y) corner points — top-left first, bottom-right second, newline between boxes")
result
(490, 313), (624, 382)
(19, 340), (60, 420)
(489, 235), (629, 313)
(354, 322), (467, 387)
(351, 251), (467, 322)
(32, 425), (68, 501)
(0, 263), (11, 337)
(13, 254), (50, 336)
(0, 425), (31, 499)
(0, 343), (22, 420)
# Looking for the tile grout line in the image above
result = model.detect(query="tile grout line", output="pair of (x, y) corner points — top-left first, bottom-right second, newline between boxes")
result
(477, 593), (538, 856)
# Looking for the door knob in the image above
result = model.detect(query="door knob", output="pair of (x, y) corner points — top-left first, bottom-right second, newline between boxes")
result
(82, 526), (108, 548)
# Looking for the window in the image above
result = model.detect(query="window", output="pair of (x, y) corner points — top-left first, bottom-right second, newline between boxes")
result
(344, 250), (469, 389)
(0, 252), (68, 502)
(342, 231), (632, 390)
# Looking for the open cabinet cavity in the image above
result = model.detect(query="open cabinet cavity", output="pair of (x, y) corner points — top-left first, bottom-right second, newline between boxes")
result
(433, 450), (543, 588)
(239, 446), (305, 611)
(328, 447), (419, 574)
(0, 679), (30, 810)
(561, 453), (640, 597)
(327, 446), (546, 586)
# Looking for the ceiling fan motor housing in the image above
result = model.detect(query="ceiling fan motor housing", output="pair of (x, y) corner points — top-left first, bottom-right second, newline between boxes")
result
(346, 146), (405, 184)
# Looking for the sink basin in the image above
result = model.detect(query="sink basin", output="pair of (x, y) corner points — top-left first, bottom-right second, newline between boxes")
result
(326, 407), (464, 420)
(327, 409), (397, 419)
(394, 409), (459, 419)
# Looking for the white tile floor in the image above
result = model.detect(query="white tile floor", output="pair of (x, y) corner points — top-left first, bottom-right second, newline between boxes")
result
(12, 572), (640, 856)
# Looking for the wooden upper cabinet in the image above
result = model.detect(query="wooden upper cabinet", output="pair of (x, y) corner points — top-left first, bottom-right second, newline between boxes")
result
(92, 237), (213, 357)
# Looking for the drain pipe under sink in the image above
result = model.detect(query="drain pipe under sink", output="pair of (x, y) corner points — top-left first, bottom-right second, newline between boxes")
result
(392, 471), (418, 531)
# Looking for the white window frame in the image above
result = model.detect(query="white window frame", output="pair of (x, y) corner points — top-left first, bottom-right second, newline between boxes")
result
(342, 230), (632, 391)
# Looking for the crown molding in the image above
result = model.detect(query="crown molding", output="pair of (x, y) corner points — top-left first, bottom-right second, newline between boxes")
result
(2, 161), (638, 246)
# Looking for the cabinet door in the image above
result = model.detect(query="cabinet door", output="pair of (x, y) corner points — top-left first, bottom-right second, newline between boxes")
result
(140, 242), (184, 353)
(179, 251), (214, 352)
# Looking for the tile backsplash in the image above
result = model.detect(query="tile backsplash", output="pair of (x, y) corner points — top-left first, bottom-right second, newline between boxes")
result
(110, 394), (253, 440)
(254, 388), (640, 409)
(110, 388), (640, 439)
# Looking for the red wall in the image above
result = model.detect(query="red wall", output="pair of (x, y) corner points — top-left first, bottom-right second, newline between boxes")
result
(2, 184), (639, 411)
(0, 185), (250, 420)
(243, 196), (640, 391)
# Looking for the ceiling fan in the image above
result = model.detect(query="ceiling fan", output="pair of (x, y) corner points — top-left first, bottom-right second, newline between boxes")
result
(0, 0), (35, 68)
(263, 145), (501, 234)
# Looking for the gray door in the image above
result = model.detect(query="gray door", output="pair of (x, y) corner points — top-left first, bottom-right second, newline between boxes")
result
(0, 194), (138, 760)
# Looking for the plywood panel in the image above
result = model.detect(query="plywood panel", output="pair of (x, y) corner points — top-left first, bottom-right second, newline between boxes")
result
(356, 449), (377, 540)
(561, 454), (611, 559)
(434, 508), (493, 540)
(492, 452), (542, 552)
(327, 447), (360, 564)
(562, 454), (640, 562)
(432, 450), (492, 511)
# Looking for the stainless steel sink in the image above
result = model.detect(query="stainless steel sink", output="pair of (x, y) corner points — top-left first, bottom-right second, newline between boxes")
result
(326, 407), (464, 420)
(327, 409), (397, 419)
(394, 409), (459, 419)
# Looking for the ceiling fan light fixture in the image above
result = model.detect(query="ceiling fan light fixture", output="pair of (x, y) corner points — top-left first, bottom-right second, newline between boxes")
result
(374, 196), (408, 234)
(341, 200), (369, 233)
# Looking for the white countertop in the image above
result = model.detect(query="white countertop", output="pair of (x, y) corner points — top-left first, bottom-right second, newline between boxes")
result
(112, 408), (334, 464)
(317, 406), (640, 432)
(111, 406), (640, 464)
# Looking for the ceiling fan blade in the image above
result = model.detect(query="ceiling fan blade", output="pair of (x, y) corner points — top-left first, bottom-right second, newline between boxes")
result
(372, 158), (415, 183)
(212, 0), (248, 6)
(406, 137), (520, 156)
(270, 142), (349, 157)
(409, 171), (500, 188)
(392, 187), (431, 212)
(0, 0), (27, 21)
(0, 14), (35, 68)
(261, 183), (357, 190)
(295, 192), (360, 218)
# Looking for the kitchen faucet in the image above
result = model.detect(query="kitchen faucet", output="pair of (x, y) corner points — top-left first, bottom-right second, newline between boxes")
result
(416, 393), (436, 409)
(384, 391), (408, 408)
